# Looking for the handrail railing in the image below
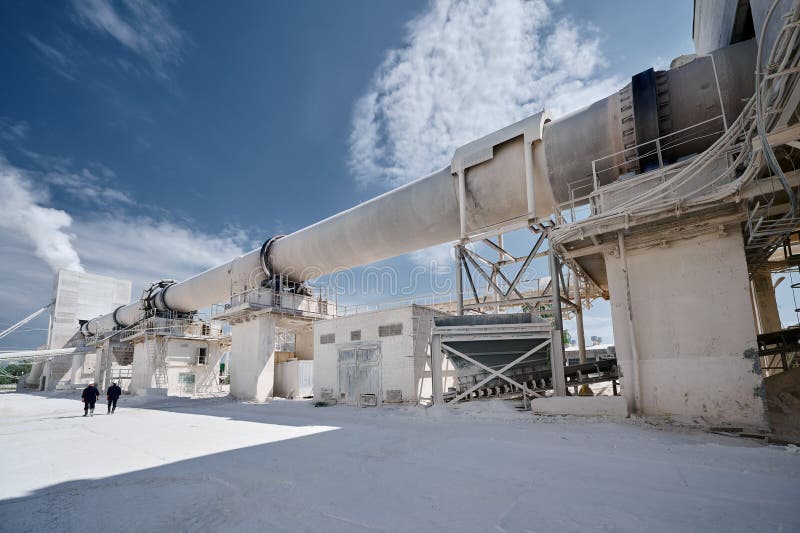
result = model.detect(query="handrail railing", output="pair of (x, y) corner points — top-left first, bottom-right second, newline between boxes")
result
(590, 115), (725, 191)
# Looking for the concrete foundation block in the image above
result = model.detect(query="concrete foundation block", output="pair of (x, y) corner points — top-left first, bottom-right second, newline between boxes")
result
(531, 396), (629, 417)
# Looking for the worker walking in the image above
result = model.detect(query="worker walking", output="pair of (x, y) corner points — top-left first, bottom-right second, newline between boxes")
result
(81, 382), (100, 417)
(107, 382), (122, 414)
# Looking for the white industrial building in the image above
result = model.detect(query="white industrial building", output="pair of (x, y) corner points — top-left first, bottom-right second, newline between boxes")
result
(1, 0), (797, 444)
(313, 305), (455, 405)
(28, 270), (131, 391)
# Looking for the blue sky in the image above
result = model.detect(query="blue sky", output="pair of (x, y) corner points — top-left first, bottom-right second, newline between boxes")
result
(0, 0), (708, 350)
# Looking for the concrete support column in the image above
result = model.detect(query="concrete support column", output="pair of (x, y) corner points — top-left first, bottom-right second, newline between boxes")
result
(293, 325), (314, 360)
(230, 314), (277, 402)
(69, 353), (83, 386)
(94, 346), (107, 391)
(430, 333), (443, 405)
(752, 272), (781, 334)
(603, 229), (768, 429)
(130, 340), (155, 396)
(549, 330), (567, 396)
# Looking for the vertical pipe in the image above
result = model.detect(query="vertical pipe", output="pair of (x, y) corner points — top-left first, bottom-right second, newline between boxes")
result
(617, 231), (641, 413)
(455, 245), (464, 316)
(524, 141), (536, 220)
(574, 274), (587, 364)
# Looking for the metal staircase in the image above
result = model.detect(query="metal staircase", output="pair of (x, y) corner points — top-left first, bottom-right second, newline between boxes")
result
(144, 325), (169, 390)
(745, 199), (800, 266)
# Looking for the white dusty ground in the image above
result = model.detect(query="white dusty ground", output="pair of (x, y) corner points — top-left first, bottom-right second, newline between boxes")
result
(1, 392), (799, 532)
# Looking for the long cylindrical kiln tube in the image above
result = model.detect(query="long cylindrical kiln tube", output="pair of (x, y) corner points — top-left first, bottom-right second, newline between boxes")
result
(83, 39), (758, 336)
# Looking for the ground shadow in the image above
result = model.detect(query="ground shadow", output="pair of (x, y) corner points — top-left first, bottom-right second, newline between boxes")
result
(2, 394), (799, 532)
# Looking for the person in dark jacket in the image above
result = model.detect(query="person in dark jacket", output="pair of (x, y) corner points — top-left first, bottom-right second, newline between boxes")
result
(81, 383), (100, 417)
(107, 382), (122, 414)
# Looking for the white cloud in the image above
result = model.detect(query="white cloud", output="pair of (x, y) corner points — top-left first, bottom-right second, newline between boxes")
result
(0, 157), (84, 273)
(27, 34), (78, 81)
(72, 215), (250, 292)
(0, 117), (30, 142)
(72, 0), (186, 78)
(0, 155), (254, 349)
(45, 167), (135, 207)
(348, 0), (624, 189)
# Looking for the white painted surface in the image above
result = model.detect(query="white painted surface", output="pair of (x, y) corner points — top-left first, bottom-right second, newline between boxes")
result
(531, 396), (629, 417)
(274, 359), (313, 399)
(1, 393), (799, 532)
(752, 272), (781, 333)
(313, 306), (453, 404)
(605, 230), (768, 428)
(48, 269), (131, 350)
(129, 338), (222, 397)
(230, 315), (277, 402)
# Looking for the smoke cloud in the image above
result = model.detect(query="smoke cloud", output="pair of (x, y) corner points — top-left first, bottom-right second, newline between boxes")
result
(0, 157), (84, 273)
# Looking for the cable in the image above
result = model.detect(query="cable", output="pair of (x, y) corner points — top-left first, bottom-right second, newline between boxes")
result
(552, 0), (800, 250)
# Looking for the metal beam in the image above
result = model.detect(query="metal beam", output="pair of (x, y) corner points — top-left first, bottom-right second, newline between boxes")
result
(460, 253), (482, 306)
(503, 233), (545, 299)
(461, 248), (506, 297)
(482, 238), (513, 260)
(443, 339), (552, 403)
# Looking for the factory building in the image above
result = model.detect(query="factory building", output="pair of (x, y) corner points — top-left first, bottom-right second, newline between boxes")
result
(27, 270), (131, 391)
(313, 305), (455, 406)
(3, 0), (798, 443)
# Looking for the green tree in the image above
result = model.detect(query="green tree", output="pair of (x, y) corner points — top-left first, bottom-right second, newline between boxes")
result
(0, 363), (32, 385)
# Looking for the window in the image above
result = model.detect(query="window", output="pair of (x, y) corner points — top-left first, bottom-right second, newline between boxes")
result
(320, 333), (335, 345)
(197, 347), (208, 365)
(357, 347), (379, 362)
(378, 323), (403, 337)
(350, 330), (361, 341)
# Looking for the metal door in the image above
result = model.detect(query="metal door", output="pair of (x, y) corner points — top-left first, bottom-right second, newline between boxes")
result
(337, 343), (381, 406)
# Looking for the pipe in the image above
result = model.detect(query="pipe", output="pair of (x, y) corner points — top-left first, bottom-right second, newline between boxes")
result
(1, 302), (52, 341)
(82, 38), (764, 336)
(573, 275), (586, 364)
(0, 347), (89, 362)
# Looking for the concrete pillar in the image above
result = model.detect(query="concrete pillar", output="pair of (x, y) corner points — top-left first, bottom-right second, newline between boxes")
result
(603, 229), (768, 429)
(230, 314), (277, 402)
(293, 325), (314, 360)
(604, 249), (637, 413)
(430, 333), (443, 405)
(752, 272), (781, 334)
(549, 330), (567, 396)
(130, 340), (154, 395)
